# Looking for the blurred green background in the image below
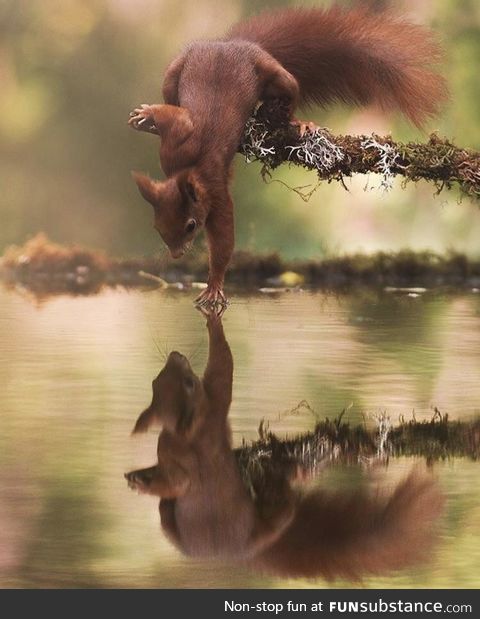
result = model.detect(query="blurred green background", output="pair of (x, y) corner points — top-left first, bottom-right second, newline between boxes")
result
(1, 0), (479, 260)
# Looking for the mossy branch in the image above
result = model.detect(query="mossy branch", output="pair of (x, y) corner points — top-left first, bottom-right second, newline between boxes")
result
(239, 102), (480, 200)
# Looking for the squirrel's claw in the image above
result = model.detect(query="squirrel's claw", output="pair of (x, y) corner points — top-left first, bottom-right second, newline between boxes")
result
(195, 303), (225, 321)
(290, 118), (320, 138)
(128, 104), (158, 134)
(194, 285), (229, 313)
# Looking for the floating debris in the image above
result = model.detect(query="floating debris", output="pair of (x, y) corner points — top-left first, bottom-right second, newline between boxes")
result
(259, 287), (289, 294)
(138, 271), (170, 288)
(266, 271), (305, 287)
(384, 286), (428, 294)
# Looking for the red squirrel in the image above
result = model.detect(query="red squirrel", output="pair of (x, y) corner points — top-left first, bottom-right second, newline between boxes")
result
(129, 6), (447, 305)
(125, 310), (296, 560)
(125, 309), (443, 578)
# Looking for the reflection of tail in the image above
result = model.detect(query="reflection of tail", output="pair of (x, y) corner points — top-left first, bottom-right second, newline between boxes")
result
(255, 473), (443, 581)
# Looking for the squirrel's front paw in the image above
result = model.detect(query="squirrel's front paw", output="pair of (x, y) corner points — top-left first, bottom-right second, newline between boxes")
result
(128, 104), (158, 134)
(194, 284), (229, 313)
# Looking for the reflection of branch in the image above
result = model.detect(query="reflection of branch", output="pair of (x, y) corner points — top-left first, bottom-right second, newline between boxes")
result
(236, 411), (480, 487)
(239, 102), (480, 200)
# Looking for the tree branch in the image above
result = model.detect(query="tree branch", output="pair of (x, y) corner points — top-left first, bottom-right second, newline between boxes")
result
(239, 102), (480, 200)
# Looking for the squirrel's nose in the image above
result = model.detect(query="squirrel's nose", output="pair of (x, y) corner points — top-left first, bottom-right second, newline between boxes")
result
(170, 247), (185, 259)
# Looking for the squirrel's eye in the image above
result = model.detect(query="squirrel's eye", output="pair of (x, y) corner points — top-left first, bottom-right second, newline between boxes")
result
(184, 376), (194, 389)
(185, 218), (197, 234)
(185, 182), (197, 202)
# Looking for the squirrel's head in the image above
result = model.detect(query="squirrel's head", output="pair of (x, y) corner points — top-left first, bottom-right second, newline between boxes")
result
(132, 171), (206, 259)
(132, 351), (204, 435)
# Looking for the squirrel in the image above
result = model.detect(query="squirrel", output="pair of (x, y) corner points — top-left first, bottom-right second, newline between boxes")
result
(128, 5), (447, 305)
(125, 309), (296, 560)
(125, 308), (443, 578)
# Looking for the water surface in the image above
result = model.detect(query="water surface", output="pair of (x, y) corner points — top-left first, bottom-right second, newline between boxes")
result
(0, 287), (479, 588)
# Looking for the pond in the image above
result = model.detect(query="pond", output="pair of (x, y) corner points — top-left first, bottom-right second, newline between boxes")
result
(0, 286), (479, 588)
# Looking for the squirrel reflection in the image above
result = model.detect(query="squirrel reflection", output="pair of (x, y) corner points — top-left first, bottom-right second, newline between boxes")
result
(125, 309), (442, 580)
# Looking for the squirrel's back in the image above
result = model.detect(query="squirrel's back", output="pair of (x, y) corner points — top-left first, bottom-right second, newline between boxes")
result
(228, 6), (448, 127)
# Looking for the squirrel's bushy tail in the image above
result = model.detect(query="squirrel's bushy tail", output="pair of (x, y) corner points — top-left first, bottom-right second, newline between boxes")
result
(254, 473), (443, 581)
(228, 6), (448, 127)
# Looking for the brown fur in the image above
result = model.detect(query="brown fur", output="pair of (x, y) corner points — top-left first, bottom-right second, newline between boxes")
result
(129, 6), (447, 302)
(255, 473), (444, 581)
(125, 312), (443, 578)
(228, 6), (448, 125)
(125, 312), (295, 559)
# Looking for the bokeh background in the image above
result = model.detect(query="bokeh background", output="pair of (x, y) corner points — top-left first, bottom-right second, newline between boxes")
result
(1, 0), (480, 260)
(1, 2), (480, 589)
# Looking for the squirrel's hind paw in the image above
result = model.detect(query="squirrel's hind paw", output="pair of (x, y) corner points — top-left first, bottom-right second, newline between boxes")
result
(290, 118), (320, 138)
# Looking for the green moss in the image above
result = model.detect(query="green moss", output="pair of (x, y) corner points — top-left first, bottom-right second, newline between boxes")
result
(235, 410), (480, 493)
(2, 234), (480, 299)
(239, 102), (480, 201)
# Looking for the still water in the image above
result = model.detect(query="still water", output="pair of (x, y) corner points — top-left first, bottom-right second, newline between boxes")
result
(0, 287), (479, 588)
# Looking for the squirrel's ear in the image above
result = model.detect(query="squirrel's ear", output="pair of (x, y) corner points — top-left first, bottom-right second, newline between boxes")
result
(131, 406), (155, 434)
(184, 172), (205, 204)
(131, 171), (162, 207)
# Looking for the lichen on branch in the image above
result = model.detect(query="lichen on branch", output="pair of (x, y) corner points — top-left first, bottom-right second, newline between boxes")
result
(235, 408), (480, 489)
(239, 102), (480, 200)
